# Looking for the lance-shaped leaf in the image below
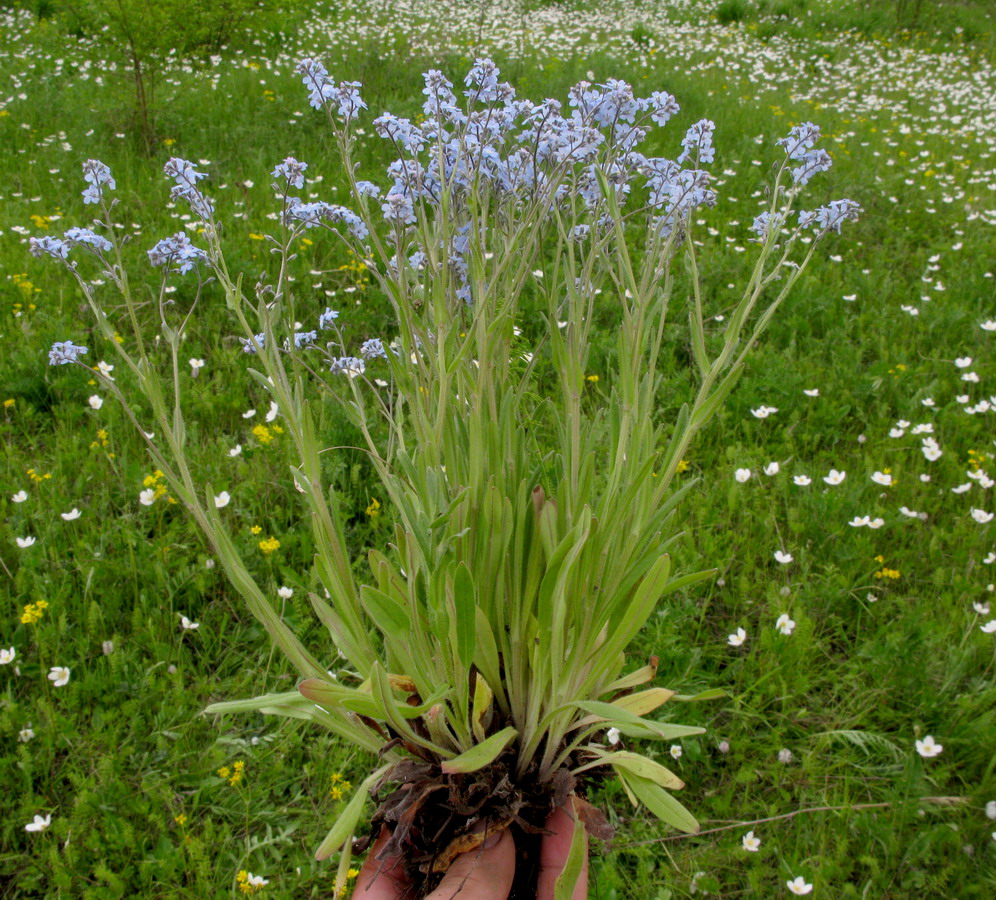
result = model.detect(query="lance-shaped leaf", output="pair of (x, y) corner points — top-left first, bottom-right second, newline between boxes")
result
(574, 750), (684, 790)
(440, 726), (518, 775)
(360, 584), (411, 639)
(610, 687), (676, 716)
(307, 591), (372, 678)
(369, 663), (454, 757)
(472, 674), (494, 743)
(315, 766), (389, 860)
(672, 687), (728, 702)
(213, 685), (384, 755)
(616, 767), (699, 834)
(603, 657), (659, 694)
(205, 690), (313, 716)
(553, 802), (588, 900)
(298, 677), (381, 719)
(574, 700), (704, 741)
(608, 752), (685, 790)
(452, 562), (477, 670)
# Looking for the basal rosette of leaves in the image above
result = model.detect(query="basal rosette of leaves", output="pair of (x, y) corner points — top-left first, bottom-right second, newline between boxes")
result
(33, 58), (859, 898)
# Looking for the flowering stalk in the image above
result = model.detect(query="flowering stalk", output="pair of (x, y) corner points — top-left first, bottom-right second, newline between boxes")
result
(35, 59), (859, 896)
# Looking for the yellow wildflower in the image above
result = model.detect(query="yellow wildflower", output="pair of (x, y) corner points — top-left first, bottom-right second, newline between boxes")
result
(585, 374), (599, 383)
(676, 459), (690, 474)
(252, 424), (273, 444)
(365, 498), (381, 518)
(250, 525), (262, 535)
(21, 600), (49, 625)
(3, 398), (14, 409)
(236, 870), (252, 895)
(258, 537), (280, 555)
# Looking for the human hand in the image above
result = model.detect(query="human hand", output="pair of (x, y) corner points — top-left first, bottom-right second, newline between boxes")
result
(353, 802), (589, 899)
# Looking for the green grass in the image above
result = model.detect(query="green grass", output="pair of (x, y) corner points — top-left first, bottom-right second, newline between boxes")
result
(2, 0), (996, 897)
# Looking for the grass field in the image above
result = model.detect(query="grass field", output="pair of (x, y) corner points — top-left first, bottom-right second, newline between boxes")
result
(2, 0), (996, 897)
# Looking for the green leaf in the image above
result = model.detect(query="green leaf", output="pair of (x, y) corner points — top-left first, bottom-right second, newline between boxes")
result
(314, 767), (387, 860)
(690, 363), (745, 430)
(474, 606), (502, 697)
(552, 802), (588, 900)
(672, 688), (728, 703)
(440, 726), (518, 774)
(369, 663), (454, 757)
(689, 306), (709, 378)
(575, 701), (705, 741)
(659, 567), (717, 598)
(611, 688), (675, 716)
(616, 768), (699, 834)
(606, 752), (685, 790)
(603, 660), (659, 694)
(204, 690), (311, 716)
(297, 678), (381, 718)
(453, 562), (477, 670)
(592, 554), (672, 667)
(472, 675), (494, 743)
(360, 585), (411, 639)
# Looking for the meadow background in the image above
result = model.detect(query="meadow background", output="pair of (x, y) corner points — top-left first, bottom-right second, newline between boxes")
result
(2, 0), (996, 896)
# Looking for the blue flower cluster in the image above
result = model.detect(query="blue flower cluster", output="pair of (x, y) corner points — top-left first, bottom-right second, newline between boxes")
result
(800, 200), (863, 235)
(295, 60), (859, 274)
(148, 232), (208, 274)
(308, 60), (741, 302)
(295, 59), (367, 122)
(272, 157), (308, 190)
(749, 211), (787, 243)
(29, 162), (117, 261)
(30, 226), (111, 261)
(777, 122), (833, 185)
(240, 333), (266, 354)
(81, 159), (115, 205)
(163, 158), (214, 220)
(360, 338), (387, 359)
(283, 196), (369, 241)
(48, 340), (89, 366)
(329, 356), (365, 376)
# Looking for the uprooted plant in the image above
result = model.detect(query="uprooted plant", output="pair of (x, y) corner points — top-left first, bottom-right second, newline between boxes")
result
(35, 58), (859, 897)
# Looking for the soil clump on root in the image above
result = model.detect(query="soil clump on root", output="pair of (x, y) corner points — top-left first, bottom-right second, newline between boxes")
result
(356, 753), (612, 898)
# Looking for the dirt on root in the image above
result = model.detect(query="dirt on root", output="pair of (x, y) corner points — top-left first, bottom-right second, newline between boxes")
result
(354, 753), (612, 899)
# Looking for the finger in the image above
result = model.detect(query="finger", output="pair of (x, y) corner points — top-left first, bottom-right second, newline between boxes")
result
(426, 827), (516, 900)
(537, 803), (588, 900)
(354, 827), (412, 899)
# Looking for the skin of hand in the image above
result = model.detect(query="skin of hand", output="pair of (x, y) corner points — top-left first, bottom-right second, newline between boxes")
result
(353, 801), (588, 899)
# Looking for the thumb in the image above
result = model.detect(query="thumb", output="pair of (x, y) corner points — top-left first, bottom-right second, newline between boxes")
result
(426, 827), (516, 900)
